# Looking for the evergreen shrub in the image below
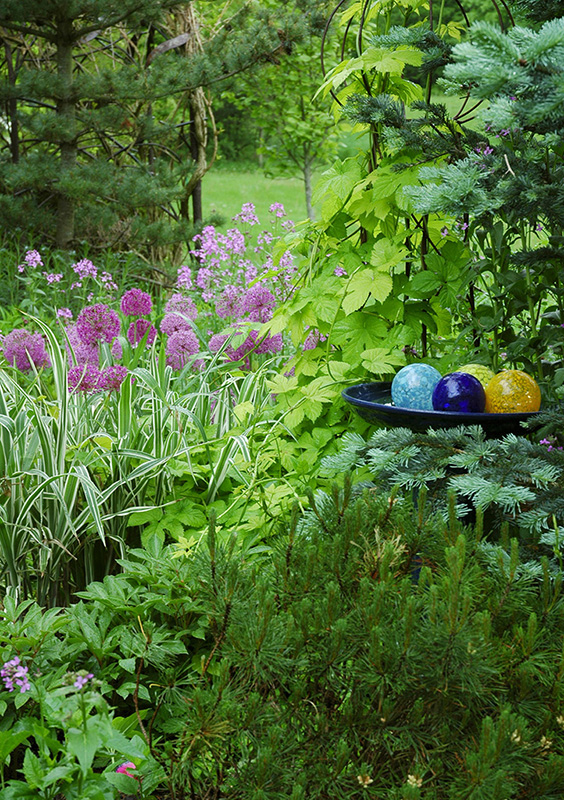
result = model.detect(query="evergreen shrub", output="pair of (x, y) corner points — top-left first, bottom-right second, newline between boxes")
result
(4, 482), (564, 798)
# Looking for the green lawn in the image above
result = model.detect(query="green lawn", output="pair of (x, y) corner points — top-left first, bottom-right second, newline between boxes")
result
(203, 167), (312, 229)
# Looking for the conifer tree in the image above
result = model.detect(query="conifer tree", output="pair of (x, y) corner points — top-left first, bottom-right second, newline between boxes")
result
(0, 0), (321, 252)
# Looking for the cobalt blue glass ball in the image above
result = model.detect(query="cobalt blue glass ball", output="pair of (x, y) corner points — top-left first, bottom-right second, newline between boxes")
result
(391, 364), (442, 410)
(432, 371), (486, 413)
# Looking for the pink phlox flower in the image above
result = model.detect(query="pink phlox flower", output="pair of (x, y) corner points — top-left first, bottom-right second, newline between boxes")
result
(334, 266), (347, 277)
(71, 281), (82, 290)
(57, 308), (73, 321)
(76, 304), (121, 345)
(255, 231), (274, 252)
(233, 202), (260, 226)
(72, 258), (97, 280)
(127, 319), (157, 347)
(68, 364), (101, 394)
(240, 284), (276, 323)
(3, 329), (51, 372)
(269, 202), (286, 218)
(166, 329), (200, 370)
(65, 324), (99, 367)
(223, 228), (247, 256)
(43, 272), (63, 284)
(215, 285), (243, 319)
(196, 267), (214, 294)
(73, 672), (94, 689)
(120, 288), (152, 316)
(1, 656), (31, 693)
(116, 762), (137, 778)
(25, 249), (43, 268)
(177, 264), (193, 290)
(243, 261), (258, 284)
(278, 250), (295, 270)
(100, 271), (118, 292)
(17, 264), (25, 273)
(98, 365), (128, 392)
(281, 219), (295, 232)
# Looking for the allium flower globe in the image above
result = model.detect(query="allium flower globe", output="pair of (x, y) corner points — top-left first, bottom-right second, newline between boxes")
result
(65, 324), (98, 367)
(127, 319), (157, 347)
(166, 329), (199, 369)
(98, 365), (128, 392)
(68, 364), (101, 394)
(76, 304), (120, 345)
(3, 329), (51, 372)
(120, 288), (152, 316)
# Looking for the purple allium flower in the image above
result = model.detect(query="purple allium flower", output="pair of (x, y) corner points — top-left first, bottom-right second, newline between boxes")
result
(120, 288), (152, 316)
(240, 284), (276, 323)
(98, 365), (128, 392)
(65, 324), (98, 367)
(68, 364), (101, 394)
(215, 285), (243, 319)
(57, 308), (73, 321)
(160, 294), (199, 335)
(209, 333), (231, 356)
(72, 258), (97, 280)
(233, 202), (259, 226)
(255, 332), (283, 354)
(127, 319), (157, 347)
(1, 656), (31, 693)
(116, 762), (137, 778)
(303, 329), (327, 351)
(166, 329), (200, 370)
(76, 304), (120, 346)
(25, 250), (43, 268)
(3, 329), (51, 372)
(269, 202), (286, 218)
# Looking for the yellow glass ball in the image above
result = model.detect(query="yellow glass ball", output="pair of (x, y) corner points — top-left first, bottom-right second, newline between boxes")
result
(458, 363), (496, 388)
(485, 370), (541, 413)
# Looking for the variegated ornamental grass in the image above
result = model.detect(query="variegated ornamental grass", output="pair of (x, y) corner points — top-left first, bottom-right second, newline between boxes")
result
(0, 319), (287, 606)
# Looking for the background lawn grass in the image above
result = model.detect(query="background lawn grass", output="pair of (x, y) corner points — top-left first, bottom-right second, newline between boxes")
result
(203, 167), (313, 228)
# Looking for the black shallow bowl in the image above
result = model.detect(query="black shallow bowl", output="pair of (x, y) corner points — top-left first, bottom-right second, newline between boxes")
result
(342, 382), (541, 436)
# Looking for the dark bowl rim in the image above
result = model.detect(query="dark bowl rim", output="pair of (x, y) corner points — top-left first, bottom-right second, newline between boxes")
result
(342, 381), (541, 422)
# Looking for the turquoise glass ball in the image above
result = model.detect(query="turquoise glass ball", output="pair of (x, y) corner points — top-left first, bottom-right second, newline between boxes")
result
(391, 364), (442, 410)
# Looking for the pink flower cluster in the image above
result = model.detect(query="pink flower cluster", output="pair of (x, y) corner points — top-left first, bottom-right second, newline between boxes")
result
(1, 656), (30, 693)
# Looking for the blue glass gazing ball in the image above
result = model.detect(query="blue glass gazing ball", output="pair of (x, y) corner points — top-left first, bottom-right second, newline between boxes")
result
(432, 371), (486, 413)
(391, 364), (442, 410)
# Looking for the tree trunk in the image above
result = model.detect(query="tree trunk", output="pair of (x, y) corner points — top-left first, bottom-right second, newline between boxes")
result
(3, 39), (19, 163)
(190, 96), (203, 224)
(55, 21), (76, 249)
(303, 150), (314, 220)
